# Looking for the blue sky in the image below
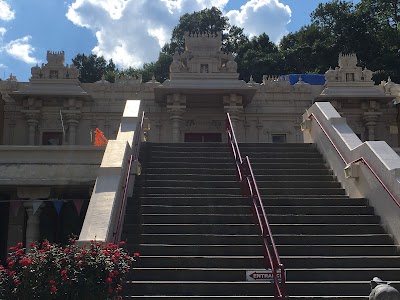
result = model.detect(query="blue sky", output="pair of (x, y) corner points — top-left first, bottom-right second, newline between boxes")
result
(0, 0), (360, 82)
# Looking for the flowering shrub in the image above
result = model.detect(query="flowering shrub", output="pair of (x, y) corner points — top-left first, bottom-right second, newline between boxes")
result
(0, 239), (139, 300)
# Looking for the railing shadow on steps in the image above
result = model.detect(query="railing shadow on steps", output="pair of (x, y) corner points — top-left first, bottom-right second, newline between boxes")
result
(113, 111), (145, 244)
(226, 113), (286, 299)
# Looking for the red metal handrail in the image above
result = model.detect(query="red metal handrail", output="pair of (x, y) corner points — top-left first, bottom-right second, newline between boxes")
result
(226, 113), (286, 299)
(113, 111), (145, 243)
(309, 113), (400, 208)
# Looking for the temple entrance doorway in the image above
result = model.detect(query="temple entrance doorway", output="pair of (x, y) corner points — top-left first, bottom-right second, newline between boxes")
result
(184, 133), (222, 143)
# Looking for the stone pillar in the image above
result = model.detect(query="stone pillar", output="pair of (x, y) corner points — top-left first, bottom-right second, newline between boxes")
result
(167, 93), (186, 143)
(363, 112), (382, 141)
(168, 107), (185, 143)
(17, 187), (50, 251)
(23, 201), (44, 251)
(65, 112), (81, 145)
(22, 110), (40, 145)
(224, 93), (244, 139)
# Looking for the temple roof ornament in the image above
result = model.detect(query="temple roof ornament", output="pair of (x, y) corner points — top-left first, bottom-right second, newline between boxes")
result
(156, 31), (257, 106)
(30, 51), (80, 81)
(316, 53), (394, 102)
(168, 31), (239, 80)
(8, 50), (91, 101)
(324, 53), (373, 85)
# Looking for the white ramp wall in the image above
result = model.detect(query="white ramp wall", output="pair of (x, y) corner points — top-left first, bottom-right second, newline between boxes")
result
(303, 102), (400, 245)
(78, 100), (141, 244)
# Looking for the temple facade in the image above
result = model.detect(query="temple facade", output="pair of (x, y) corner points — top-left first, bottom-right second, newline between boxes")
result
(0, 32), (400, 260)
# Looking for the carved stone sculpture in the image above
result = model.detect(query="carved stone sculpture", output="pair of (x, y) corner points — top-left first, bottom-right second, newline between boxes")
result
(369, 277), (400, 300)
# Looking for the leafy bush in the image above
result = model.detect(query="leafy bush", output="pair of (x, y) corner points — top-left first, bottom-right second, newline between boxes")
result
(0, 239), (139, 300)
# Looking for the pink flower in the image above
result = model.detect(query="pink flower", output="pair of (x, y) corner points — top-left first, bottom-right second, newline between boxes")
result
(14, 279), (20, 285)
(50, 285), (57, 293)
(106, 277), (113, 284)
(17, 242), (23, 248)
(61, 270), (67, 276)
(77, 261), (83, 266)
(49, 279), (55, 285)
(119, 241), (126, 246)
(64, 248), (70, 254)
(19, 258), (32, 266)
(134, 252), (140, 258)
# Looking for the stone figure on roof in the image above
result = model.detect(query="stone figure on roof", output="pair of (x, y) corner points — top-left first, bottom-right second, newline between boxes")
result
(31, 64), (41, 79)
(170, 51), (183, 73)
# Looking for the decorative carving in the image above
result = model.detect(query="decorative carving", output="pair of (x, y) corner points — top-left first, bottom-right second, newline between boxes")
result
(168, 31), (238, 79)
(325, 53), (374, 84)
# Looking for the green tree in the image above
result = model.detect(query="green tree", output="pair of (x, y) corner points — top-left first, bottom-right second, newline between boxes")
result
(72, 54), (116, 83)
(168, 7), (229, 54)
(222, 25), (249, 55)
(237, 33), (283, 82)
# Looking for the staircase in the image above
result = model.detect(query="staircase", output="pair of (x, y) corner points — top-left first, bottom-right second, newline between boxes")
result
(122, 142), (400, 299)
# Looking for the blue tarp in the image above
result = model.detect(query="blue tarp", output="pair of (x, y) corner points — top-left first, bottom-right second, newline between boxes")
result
(287, 74), (326, 85)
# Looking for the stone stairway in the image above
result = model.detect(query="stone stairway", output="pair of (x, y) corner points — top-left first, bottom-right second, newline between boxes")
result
(122, 142), (400, 299)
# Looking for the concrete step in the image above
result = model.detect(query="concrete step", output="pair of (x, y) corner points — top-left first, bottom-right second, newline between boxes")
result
(137, 180), (342, 189)
(134, 244), (399, 256)
(149, 157), (325, 164)
(124, 296), (368, 300)
(133, 196), (368, 206)
(142, 174), (336, 182)
(137, 205), (375, 215)
(143, 168), (333, 176)
(133, 256), (400, 269)
(150, 151), (322, 158)
(132, 234), (393, 246)
(123, 223), (386, 235)
(129, 267), (400, 282)
(135, 214), (380, 225)
(124, 281), (400, 296)
(138, 187), (346, 195)
(146, 162), (328, 169)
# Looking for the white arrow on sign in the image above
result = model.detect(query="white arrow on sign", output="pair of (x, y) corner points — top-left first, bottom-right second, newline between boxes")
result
(246, 269), (283, 282)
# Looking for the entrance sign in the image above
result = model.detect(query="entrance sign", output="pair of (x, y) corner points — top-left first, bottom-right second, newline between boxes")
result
(246, 269), (285, 282)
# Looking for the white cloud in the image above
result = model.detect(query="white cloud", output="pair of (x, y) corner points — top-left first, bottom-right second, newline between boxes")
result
(1, 36), (38, 64)
(0, 0), (15, 21)
(0, 27), (6, 37)
(66, 0), (291, 68)
(227, 0), (291, 42)
(0, 63), (6, 68)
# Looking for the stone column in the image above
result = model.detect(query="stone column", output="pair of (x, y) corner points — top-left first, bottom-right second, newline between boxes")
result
(167, 93), (186, 143)
(363, 112), (382, 141)
(224, 93), (244, 140)
(17, 187), (50, 251)
(23, 201), (44, 251)
(22, 110), (40, 145)
(65, 112), (81, 145)
(168, 107), (186, 143)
